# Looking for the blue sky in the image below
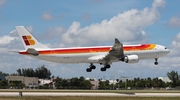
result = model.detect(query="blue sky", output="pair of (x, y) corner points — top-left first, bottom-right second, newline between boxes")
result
(1, 0), (180, 79)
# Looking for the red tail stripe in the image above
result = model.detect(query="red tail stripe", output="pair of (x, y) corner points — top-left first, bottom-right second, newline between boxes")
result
(22, 36), (27, 39)
(22, 36), (30, 46)
(24, 40), (30, 45)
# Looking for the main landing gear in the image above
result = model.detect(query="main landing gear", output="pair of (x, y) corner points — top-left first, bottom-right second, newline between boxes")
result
(100, 64), (111, 72)
(86, 63), (111, 72)
(86, 63), (96, 72)
(154, 58), (158, 65)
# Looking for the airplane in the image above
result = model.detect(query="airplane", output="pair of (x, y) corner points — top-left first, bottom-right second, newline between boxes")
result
(14, 26), (170, 72)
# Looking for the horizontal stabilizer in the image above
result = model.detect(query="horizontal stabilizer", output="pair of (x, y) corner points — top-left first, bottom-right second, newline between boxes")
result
(9, 50), (19, 53)
(26, 48), (39, 56)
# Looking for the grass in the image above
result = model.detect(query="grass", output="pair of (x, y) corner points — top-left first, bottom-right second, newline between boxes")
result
(0, 96), (180, 100)
(1, 89), (180, 93)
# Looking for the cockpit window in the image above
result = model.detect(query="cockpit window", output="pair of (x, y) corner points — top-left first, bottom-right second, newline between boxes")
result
(165, 47), (167, 49)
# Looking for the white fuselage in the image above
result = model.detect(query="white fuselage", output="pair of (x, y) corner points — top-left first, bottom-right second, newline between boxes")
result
(23, 44), (170, 64)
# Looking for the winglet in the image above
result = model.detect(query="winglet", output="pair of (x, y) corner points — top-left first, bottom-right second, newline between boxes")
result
(115, 38), (120, 44)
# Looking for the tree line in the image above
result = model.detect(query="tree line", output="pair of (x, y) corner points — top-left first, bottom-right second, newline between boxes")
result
(98, 70), (180, 90)
(0, 65), (51, 79)
(0, 65), (180, 89)
(0, 65), (52, 89)
(99, 77), (168, 90)
(54, 76), (93, 89)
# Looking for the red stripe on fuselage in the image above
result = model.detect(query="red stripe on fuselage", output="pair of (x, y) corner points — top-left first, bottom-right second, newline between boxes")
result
(39, 47), (111, 54)
(19, 44), (153, 55)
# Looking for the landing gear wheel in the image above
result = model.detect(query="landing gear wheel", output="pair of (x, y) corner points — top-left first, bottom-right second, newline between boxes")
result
(154, 62), (158, 65)
(90, 65), (96, 69)
(86, 63), (96, 72)
(86, 68), (92, 72)
(105, 65), (110, 69)
(100, 67), (106, 71)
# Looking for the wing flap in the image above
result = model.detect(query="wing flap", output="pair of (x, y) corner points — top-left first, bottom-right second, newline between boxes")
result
(88, 55), (106, 61)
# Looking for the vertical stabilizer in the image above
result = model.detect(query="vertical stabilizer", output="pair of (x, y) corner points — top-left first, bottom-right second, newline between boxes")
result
(16, 26), (48, 50)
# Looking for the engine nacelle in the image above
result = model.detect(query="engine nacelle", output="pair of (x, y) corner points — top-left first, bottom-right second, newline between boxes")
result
(123, 55), (139, 63)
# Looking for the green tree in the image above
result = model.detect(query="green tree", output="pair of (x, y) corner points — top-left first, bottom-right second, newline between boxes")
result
(61, 79), (69, 89)
(0, 71), (9, 76)
(98, 81), (106, 89)
(16, 69), (22, 76)
(15, 65), (51, 78)
(54, 76), (92, 89)
(167, 70), (180, 87)
(8, 81), (25, 89)
(119, 82), (125, 89)
(146, 77), (152, 88)
(0, 80), (8, 89)
(98, 80), (110, 89)
(82, 80), (93, 89)
(69, 77), (80, 89)
(35, 65), (51, 79)
(54, 77), (63, 89)
(17, 68), (35, 77)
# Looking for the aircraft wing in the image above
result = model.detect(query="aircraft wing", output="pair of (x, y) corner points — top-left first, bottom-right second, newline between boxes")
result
(108, 38), (124, 58)
(9, 50), (19, 53)
(88, 38), (124, 64)
(9, 48), (39, 56)
(103, 38), (124, 63)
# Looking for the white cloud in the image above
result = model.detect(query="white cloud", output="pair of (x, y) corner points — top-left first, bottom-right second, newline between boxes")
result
(0, 35), (14, 45)
(41, 10), (65, 21)
(167, 17), (180, 28)
(152, 0), (166, 9)
(1, 30), (24, 50)
(0, 0), (6, 7)
(168, 32), (180, 57)
(41, 11), (54, 21)
(0, 48), (8, 54)
(60, 0), (165, 46)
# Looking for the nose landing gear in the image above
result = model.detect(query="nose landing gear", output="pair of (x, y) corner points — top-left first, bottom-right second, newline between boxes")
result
(154, 58), (158, 65)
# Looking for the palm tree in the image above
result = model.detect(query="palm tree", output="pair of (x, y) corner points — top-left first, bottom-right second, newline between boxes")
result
(167, 70), (179, 87)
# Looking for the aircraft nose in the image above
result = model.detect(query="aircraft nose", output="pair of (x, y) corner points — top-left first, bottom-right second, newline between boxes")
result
(167, 49), (170, 53)
(164, 47), (170, 54)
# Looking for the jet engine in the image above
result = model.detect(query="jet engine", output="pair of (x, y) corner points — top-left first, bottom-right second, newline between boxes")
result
(121, 55), (139, 63)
